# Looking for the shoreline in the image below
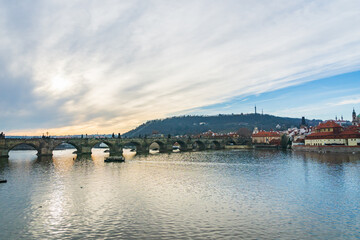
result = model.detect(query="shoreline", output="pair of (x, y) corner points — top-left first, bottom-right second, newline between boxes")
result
(292, 145), (360, 153)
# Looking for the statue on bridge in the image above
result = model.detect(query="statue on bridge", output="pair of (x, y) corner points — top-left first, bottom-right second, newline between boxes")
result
(0, 132), (5, 139)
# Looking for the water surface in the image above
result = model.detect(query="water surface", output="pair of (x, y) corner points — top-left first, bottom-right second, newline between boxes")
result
(0, 149), (359, 239)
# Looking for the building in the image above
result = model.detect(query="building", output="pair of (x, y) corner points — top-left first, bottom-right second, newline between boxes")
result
(292, 138), (305, 146)
(300, 116), (307, 128)
(305, 120), (360, 146)
(352, 108), (360, 125)
(252, 131), (281, 144)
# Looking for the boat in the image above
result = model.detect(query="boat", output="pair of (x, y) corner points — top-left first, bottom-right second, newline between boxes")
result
(0, 180), (7, 183)
(104, 156), (125, 162)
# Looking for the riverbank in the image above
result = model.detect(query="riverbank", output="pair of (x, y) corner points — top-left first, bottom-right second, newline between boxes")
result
(225, 145), (253, 149)
(292, 145), (360, 153)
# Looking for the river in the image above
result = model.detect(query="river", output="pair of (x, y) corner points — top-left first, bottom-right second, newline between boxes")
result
(0, 149), (359, 239)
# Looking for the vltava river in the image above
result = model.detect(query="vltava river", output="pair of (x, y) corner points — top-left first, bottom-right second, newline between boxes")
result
(0, 149), (359, 239)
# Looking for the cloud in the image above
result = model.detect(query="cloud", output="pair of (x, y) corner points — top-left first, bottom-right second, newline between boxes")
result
(1, 0), (360, 135)
(334, 95), (360, 106)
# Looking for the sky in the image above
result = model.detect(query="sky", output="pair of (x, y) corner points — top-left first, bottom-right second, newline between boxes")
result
(0, 0), (360, 136)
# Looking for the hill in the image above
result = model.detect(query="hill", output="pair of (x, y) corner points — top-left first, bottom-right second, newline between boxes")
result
(123, 114), (322, 137)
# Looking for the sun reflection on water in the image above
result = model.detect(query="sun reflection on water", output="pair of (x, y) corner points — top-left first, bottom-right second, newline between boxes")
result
(1, 150), (359, 239)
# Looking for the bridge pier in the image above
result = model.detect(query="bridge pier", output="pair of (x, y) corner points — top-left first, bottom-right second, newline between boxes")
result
(186, 144), (193, 151)
(109, 151), (123, 156)
(136, 147), (148, 154)
(77, 146), (92, 155)
(37, 139), (56, 156)
(37, 148), (53, 156)
(37, 155), (53, 161)
(108, 142), (123, 156)
(109, 147), (123, 156)
(0, 139), (9, 158)
(0, 149), (9, 158)
(158, 143), (172, 153)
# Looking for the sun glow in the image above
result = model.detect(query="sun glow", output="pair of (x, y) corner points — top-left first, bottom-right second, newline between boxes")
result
(49, 75), (72, 93)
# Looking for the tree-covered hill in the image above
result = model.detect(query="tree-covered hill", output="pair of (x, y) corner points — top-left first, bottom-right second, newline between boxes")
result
(123, 114), (322, 137)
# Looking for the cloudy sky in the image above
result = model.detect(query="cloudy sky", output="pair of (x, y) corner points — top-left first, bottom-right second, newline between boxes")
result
(1, 0), (360, 135)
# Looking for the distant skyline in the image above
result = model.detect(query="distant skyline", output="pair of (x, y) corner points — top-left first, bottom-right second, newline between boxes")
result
(1, 1), (360, 135)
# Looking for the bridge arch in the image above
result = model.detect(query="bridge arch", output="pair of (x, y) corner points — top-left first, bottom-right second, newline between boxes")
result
(148, 140), (167, 153)
(8, 143), (40, 156)
(93, 140), (125, 156)
(91, 141), (113, 152)
(226, 139), (237, 146)
(53, 141), (81, 154)
(9, 143), (39, 151)
(172, 140), (187, 152)
(123, 141), (143, 153)
(193, 140), (206, 151)
(92, 140), (113, 148)
(211, 140), (221, 150)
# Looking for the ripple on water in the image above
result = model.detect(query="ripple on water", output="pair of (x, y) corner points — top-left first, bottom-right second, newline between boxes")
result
(0, 150), (359, 239)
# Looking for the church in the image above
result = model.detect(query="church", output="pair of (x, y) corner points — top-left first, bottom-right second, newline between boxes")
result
(352, 108), (360, 125)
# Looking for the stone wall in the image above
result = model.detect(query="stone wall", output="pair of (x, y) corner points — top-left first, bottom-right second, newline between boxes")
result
(292, 145), (360, 153)
(225, 145), (253, 149)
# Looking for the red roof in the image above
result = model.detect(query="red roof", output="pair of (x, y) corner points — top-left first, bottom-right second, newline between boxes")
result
(339, 129), (360, 138)
(306, 132), (336, 139)
(346, 125), (360, 131)
(316, 120), (342, 129)
(252, 131), (280, 137)
(306, 127), (360, 139)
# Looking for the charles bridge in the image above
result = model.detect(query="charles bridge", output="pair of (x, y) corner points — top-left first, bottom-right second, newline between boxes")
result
(0, 137), (241, 158)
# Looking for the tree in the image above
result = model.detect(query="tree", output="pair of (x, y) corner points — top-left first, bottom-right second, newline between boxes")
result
(236, 128), (252, 137)
(280, 134), (289, 150)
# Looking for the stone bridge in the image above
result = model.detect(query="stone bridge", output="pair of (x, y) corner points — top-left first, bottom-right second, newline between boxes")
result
(0, 137), (240, 158)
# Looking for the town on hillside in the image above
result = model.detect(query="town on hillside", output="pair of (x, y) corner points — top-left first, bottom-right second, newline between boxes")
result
(189, 108), (360, 151)
(252, 108), (360, 151)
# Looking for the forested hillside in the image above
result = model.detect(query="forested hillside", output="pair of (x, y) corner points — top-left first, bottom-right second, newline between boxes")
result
(124, 114), (322, 137)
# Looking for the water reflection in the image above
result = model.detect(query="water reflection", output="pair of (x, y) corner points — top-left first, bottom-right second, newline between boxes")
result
(7, 150), (38, 174)
(293, 151), (360, 164)
(91, 148), (109, 166)
(0, 150), (359, 239)
(0, 158), (9, 177)
(52, 149), (76, 172)
(149, 149), (160, 154)
(123, 148), (137, 160)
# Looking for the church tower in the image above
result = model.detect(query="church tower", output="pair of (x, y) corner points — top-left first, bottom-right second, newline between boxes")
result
(301, 116), (307, 127)
(353, 108), (357, 125)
